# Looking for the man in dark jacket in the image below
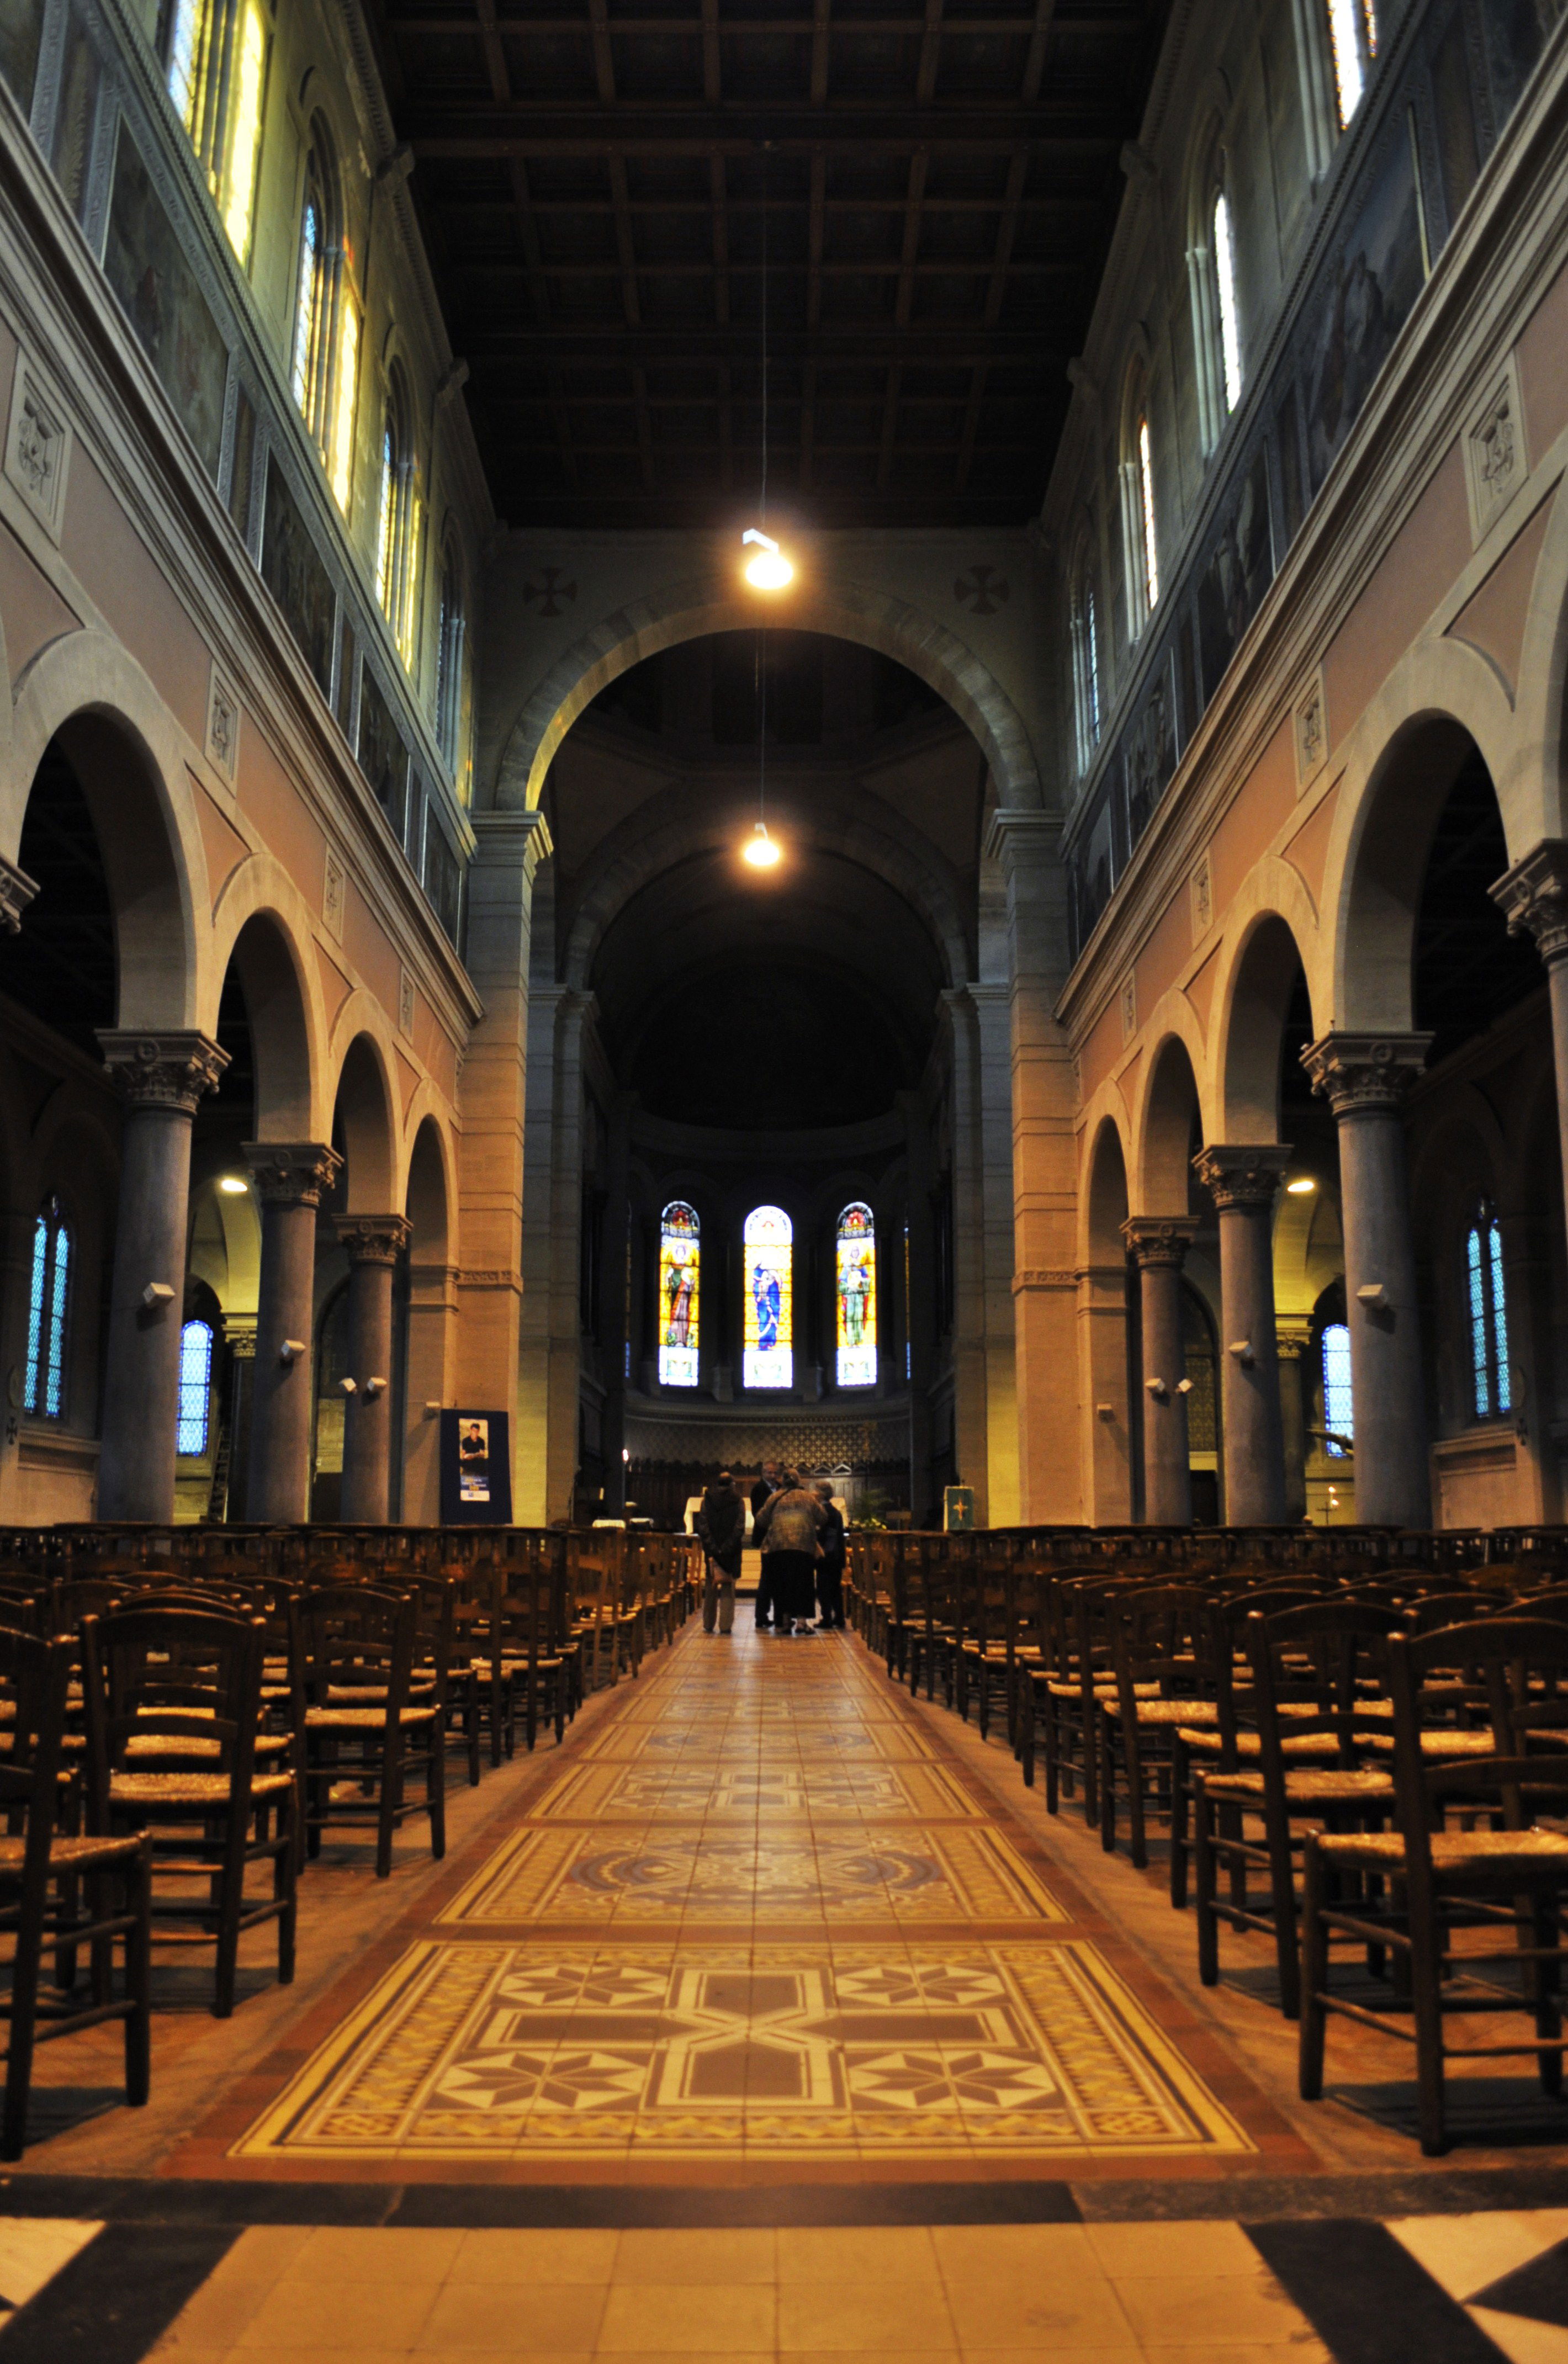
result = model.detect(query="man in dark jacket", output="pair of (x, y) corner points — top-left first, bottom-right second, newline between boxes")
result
(812, 1480), (846, 1629)
(697, 1471), (745, 1635)
(753, 1472), (827, 1635)
(750, 1461), (782, 1630)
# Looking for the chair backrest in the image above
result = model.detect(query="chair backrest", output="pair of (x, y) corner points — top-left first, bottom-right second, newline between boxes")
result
(1386, 1618), (1568, 1894)
(1108, 1583), (1211, 1702)
(289, 1584), (416, 1717)
(81, 1603), (265, 1803)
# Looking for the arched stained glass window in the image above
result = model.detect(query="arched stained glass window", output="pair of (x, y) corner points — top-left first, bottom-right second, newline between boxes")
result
(1321, 1321), (1353, 1456)
(1466, 1201), (1511, 1419)
(657, 1201), (700, 1387)
(1212, 188), (1243, 415)
(376, 369), (421, 669)
(177, 1319), (214, 1455)
(743, 1205), (792, 1390)
(836, 1204), (877, 1388)
(24, 1196), (70, 1421)
(1326, 0), (1376, 125)
(1136, 416), (1159, 612)
(163, 0), (268, 262)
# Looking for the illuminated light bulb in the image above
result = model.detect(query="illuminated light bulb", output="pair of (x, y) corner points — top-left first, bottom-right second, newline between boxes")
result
(743, 821), (781, 868)
(742, 527), (793, 590)
(1286, 1176), (1316, 1194)
(218, 1176), (248, 1195)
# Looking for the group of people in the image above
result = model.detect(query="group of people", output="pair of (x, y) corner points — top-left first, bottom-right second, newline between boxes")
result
(695, 1459), (847, 1637)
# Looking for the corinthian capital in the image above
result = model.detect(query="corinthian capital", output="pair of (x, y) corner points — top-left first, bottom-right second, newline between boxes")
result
(1301, 1031), (1431, 1115)
(1121, 1216), (1198, 1269)
(0, 852), (38, 934)
(333, 1212), (412, 1266)
(1490, 839), (1568, 966)
(97, 1030), (229, 1114)
(1192, 1143), (1291, 1211)
(243, 1141), (343, 1208)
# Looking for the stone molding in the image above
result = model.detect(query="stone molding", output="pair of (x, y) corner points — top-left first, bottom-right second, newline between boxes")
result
(1192, 1143), (1291, 1211)
(1275, 1316), (1314, 1358)
(1491, 838), (1568, 967)
(1121, 1217), (1199, 1269)
(0, 852), (39, 935)
(1301, 1031), (1433, 1114)
(1012, 1268), (1078, 1291)
(243, 1141), (343, 1208)
(983, 809), (1063, 873)
(97, 1031), (229, 1115)
(333, 1213), (413, 1266)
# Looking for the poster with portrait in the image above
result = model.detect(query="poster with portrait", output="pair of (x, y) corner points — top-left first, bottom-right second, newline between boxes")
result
(439, 1409), (512, 1524)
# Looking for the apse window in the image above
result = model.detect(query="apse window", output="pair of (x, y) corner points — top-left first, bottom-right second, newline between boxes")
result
(177, 1318), (214, 1455)
(743, 1205), (793, 1390)
(290, 121), (359, 515)
(1321, 1321), (1352, 1456)
(376, 369), (422, 671)
(1466, 1200), (1511, 1419)
(24, 1196), (70, 1421)
(836, 1204), (877, 1388)
(162, 0), (268, 262)
(1137, 418), (1159, 611)
(1071, 558), (1101, 775)
(1327, 0), (1376, 125)
(657, 1201), (700, 1388)
(436, 545), (470, 796)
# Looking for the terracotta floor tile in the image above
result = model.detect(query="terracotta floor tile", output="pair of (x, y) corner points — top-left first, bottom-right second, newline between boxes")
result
(596, 2281), (777, 2351)
(449, 2232), (621, 2284)
(939, 2276), (1137, 2351)
(417, 2282), (610, 2351)
(611, 2227), (777, 2282)
(777, 2279), (961, 2351)
(1109, 2275), (1318, 2349)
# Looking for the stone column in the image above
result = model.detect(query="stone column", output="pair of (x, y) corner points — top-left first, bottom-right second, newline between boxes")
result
(1493, 841), (1568, 1252)
(96, 1032), (228, 1521)
(1193, 1145), (1290, 1525)
(986, 811), (1080, 1521)
(941, 987), (992, 1521)
(1302, 1033), (1432, 1529)
(1274, 1316), (1313, 1523)
(1123, 1218), (1198, 1526)
(333, 1215), (411, 1523)
(599, 1092), (632, 1514)
(242, 1142), (340, 1522)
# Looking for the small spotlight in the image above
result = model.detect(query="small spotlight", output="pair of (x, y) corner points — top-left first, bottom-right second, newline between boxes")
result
(743, 821), (781, 868)
(742, 527), (793, 590)
(1286, 1177), (1316, 1195)
(218, 1176), (248, 1195)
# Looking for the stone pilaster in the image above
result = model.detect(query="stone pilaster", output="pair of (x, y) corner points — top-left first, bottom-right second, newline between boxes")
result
(1302, 1031), (1431, 1528)
(1274, 1315), (1313, 1522)
(96, 1030), (228, 1521)
(1493, 841), (1568, 1283)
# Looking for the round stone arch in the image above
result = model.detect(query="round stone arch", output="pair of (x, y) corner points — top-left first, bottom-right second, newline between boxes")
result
(1210, 871), (1321, 1142)
(559, 777), (972, 995)
(326, 1004), (400, 1213)
(210, 866), (329, 1142)
(1078, 1099), (1132, 1266)
(1130, 1005), (1212, 1216)
(8, 629), (207, 1030)
(1511, 470), (1568, 848)
(1316, 640), (1518, 1032)
(490, 571), (1045, 815)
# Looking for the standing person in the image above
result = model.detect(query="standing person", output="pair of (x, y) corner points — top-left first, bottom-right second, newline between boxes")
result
(813, 1480), (846, 1630)
(750, 1460), (783, 1632)
(697, 1470), (744, 1636)
(752, 1470), (826, 1636)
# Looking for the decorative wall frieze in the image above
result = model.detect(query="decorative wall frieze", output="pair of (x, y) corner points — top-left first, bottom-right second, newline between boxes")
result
(97, 1030), (229, 1114)
(1463, 351), (1527, 544)
(322, 848), (347, 944)
(1012, 1269), (1079, 1291)
(4, 346), (71, 542)
(1118, 969), (1137, 1045)
(1301, 1031), (1433, 1114)
(1293, 667), (1328, 797)
(1188, 849), (1212, 944)
(205, 661), (241, 788)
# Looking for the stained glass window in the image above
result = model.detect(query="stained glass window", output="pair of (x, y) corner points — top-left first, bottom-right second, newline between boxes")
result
(743, 1205), (792, 1390)
(177, 1319), (214, 1455)
(24, 1197), (70, 1421)
(1213, 189), (1242, 414)
(1321, 1321), (1353, 1456)
(836, 1204), (877, 1388)
(1327, 0), (1376, 125)
(1466, 1202), (1511, 1419)
(165, 0), (268, 262)
(658, 1201), (700, 1387)
(1137, 416), (1159, 611)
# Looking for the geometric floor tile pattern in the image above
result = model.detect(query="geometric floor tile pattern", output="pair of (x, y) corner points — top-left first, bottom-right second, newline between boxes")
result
(222, 1621), (1276, 2168)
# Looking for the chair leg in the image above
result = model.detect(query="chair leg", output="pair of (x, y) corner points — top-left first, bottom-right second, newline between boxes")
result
(214, 1816), (248, 2020)
(1169, 1736), (1190, 1908)
(1267, 1811), (1302, 2022)
(375, 1736), (399, 1879)
(1100, 1710), (1118, 1853)
(1194, 1783), (1220, 1986)
(1535, 1886), (1563, 2095)
(124, 1844), (152, 2109)
(1297, 1838), (1328, 2101)
(428, 1732), (447, 1861)
(1409, 1885), (1449, 2158)
(1125, 1724), (1147, 1870)
(1, 1881), (44, 2160)
(277, 1802), (297, 1987)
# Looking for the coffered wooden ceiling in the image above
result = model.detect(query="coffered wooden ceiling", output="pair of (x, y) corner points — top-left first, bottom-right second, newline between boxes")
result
(370, 0), (1170, 525)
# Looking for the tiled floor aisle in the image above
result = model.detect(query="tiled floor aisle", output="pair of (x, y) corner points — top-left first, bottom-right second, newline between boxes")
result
(10, 1623), (1568, 2360)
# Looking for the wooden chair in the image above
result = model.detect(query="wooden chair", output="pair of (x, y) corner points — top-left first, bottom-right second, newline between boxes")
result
(0, 1628), (151, 2157)
(1098, 1584), (1216, 1867)
(81, 1605), (295, 2017)
(1191, 1600), (1397, 2016)
(1299, 1616), (1568, 2153)
(292, 1587), (444, 1877)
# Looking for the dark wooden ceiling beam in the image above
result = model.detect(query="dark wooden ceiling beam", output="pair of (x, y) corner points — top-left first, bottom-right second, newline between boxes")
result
(410, 102), (1129, 147)
(446, 255), (1080, 276)
(472, 324), (1066, 358)
(391, 12), (1130, 31)
(440, 194), (1103, 214)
